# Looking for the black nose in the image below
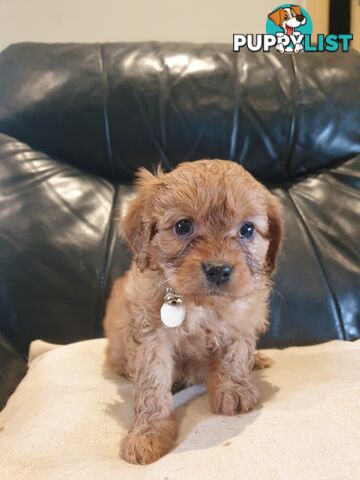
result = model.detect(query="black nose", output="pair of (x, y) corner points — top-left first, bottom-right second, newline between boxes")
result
(296, 14), (304, 21)
(202, 263), (233, 285)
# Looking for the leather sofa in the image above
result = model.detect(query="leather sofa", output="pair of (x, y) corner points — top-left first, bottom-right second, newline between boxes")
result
(0, 42), (359, 410)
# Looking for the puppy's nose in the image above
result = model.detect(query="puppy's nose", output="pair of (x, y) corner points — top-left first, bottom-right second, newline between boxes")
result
(296, 14), (305, 22)
(202, 263), (233, 285)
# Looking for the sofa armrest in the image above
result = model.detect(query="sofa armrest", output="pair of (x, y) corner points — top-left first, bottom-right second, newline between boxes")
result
(0, 332), (27, 411)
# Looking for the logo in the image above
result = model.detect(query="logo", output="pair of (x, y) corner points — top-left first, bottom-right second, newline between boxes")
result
(233, 4), (353, 54)
(267, 4), (312, 53)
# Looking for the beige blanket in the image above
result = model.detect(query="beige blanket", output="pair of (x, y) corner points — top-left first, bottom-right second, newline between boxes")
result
(0, 338), (359, 480)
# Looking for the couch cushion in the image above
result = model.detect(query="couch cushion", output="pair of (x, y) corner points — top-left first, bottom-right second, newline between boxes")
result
(1, 44), (360, 184)
(0, 339), (359, 480)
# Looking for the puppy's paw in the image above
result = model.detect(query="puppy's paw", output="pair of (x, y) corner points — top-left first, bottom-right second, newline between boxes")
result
(253, 351), (273, 370)
(209, 380), (259, 416)
(119, 419), (177, 464)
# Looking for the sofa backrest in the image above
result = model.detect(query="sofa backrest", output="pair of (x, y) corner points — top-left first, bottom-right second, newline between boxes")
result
(1, 43), (360, 184)
(0, 42), (359, 354)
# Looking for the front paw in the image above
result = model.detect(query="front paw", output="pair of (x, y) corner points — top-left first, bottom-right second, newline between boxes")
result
(209, 380), (259, 415)
(119, 419), (177, 464)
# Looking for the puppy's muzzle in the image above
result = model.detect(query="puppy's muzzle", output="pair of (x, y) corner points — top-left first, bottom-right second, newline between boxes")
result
(202, 263), (233, 285)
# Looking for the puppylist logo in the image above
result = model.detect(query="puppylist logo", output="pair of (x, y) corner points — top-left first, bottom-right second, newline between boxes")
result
(233, 4), (353, 54)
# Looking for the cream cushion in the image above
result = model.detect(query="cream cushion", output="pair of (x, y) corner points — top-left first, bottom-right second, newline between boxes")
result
(0, 339), (360, 480)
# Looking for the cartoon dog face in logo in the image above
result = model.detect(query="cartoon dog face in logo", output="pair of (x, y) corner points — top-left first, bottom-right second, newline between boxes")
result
(268, 5), (307, 53)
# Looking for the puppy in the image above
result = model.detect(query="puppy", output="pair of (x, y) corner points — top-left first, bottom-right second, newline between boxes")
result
(104, 159), (283, 464)
(268, 5), (307, 53)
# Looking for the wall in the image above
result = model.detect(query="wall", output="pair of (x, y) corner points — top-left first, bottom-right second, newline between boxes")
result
(352, 0), (360, 50)
(0, 0), (310, 52)
(307, 0), (329, 36)
(307, 0), (360, 52)
(2, 2), (357, 55)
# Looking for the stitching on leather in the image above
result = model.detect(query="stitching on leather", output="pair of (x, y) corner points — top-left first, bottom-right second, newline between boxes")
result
(154, 44), (173, 171)
(97, 44), (115, 177)
(286, 189), (347, 340)
(229, 52), (239, 160)
(95, 184), (120, 337)
(120, 48), (170, 171)
(94, 44), (119, 337)
(285, 55), (299, 182)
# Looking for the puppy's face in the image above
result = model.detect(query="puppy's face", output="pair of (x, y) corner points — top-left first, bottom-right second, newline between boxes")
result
(268, 6), (306, 34)
(122, 160), (282, 301)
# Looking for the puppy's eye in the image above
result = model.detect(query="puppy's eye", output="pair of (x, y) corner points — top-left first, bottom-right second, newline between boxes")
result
(284, 14), (289, 19)
(175, 219), (193, 236)
(239, 222), (255, 240)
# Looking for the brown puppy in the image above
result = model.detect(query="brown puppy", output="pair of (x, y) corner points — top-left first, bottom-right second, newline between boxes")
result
(104, 159), (283, 464)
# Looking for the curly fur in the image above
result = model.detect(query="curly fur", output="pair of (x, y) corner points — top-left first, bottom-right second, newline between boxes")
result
(104, 159), (283, 464)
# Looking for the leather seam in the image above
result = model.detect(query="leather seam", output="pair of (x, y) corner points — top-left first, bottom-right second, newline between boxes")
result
(97, 44), (115, 177)
(154, 44), (173, 171)
(286, 189), (347, 340)
(95, 184), (120, 337)
(229, 52), (239, 161)
(285, 55), (299, 182)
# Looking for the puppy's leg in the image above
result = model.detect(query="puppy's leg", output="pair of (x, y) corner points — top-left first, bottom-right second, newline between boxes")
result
(208, 338), (259, 416)
(120, 342), (177, 465)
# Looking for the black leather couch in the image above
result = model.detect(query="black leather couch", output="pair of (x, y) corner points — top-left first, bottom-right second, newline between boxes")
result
(0, 42), (359, 410)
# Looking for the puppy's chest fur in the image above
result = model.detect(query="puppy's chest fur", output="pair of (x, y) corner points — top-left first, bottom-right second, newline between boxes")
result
(170, 300), (250, 360)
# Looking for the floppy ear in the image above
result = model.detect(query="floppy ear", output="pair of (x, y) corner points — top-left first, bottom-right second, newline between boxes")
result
(268, 8), (282, 26)
(265, 194), (283, 275)
(121, 168), (161, 272)
(291, 5), (301, 16)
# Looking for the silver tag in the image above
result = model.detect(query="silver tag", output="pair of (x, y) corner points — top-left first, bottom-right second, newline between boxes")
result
(160, 288), (185, 328)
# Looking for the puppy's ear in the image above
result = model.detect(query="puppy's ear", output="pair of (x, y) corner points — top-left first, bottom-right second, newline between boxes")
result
(121, 167), (162, 272)
(291, 5), (301, 16)
(265, 194), (283, 275)
(268, 8), (282, 26)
